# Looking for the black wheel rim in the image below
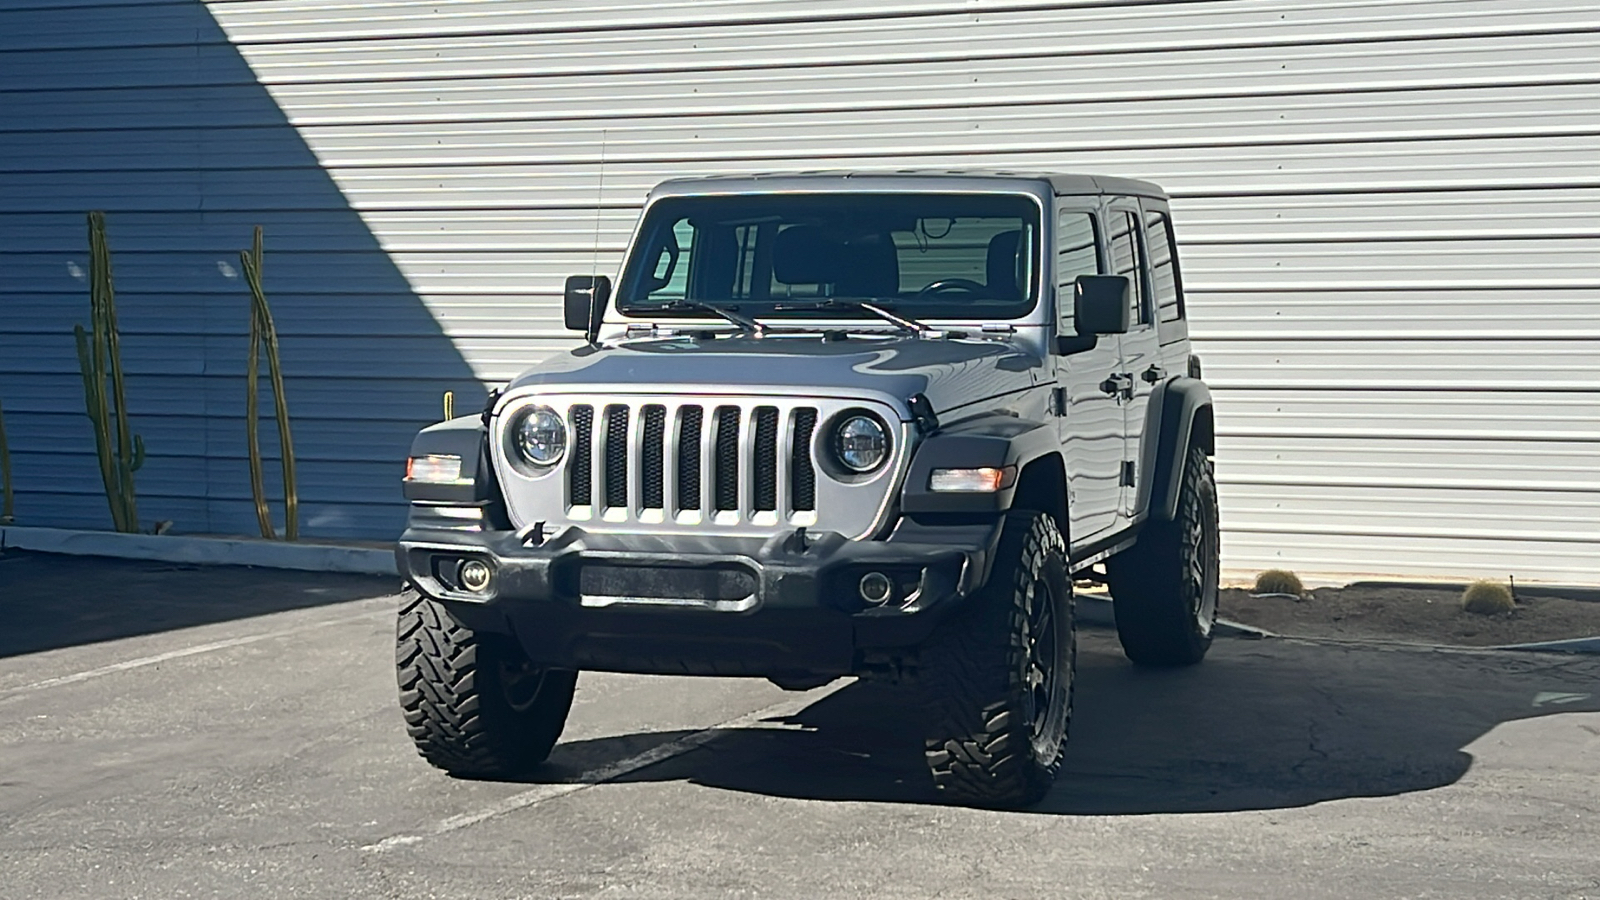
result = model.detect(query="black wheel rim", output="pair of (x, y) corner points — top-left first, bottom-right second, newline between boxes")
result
(1190, 489), (1220, 637)
(1022, 574), (1064, 745)
(498, 655), (545, 713)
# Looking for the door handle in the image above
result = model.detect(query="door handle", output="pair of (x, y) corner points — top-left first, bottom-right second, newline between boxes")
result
(1099, 373), (1134, 399)
(1141, 364), (1165, 384)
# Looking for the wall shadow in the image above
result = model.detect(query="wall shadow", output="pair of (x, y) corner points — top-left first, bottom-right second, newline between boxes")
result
(530, 631), (1600, 815)
(0, 3), (487, 539)
(0, 550), (395, 659)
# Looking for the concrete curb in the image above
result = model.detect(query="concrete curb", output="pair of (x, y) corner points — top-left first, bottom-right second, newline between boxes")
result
(1348, 580), (1600, 603)
(1073, 593), (1273, 639)
(1215, 618), (1275, 639)
(0, 525), (398, 576)
(1492, 636), (1600, 655)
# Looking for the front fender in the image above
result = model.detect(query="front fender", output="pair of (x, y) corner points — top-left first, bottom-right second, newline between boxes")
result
(402, 415), (494, 504)
(899, 413), (1060, 514)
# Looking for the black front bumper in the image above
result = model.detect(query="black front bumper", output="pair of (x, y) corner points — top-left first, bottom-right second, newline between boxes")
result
(397, 515), (1005, 679)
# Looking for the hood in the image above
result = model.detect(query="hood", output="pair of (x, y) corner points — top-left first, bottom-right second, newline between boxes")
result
(504, 333), (1044, 417)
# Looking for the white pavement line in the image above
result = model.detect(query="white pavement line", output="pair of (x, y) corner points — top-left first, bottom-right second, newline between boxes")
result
(362, 679), (851, 853)
(0, 606), (394, 701)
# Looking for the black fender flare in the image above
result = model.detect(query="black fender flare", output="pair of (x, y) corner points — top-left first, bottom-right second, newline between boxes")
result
(899, 413), (1063, 515)
(1136, 377), (1214, 523)
(403, 416), (494, 504)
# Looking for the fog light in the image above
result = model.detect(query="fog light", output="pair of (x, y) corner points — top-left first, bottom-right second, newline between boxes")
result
(458, 559), (493, 592)
(859, 571), (893, 605)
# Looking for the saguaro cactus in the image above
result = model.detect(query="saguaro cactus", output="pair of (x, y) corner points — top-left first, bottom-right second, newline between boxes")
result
(74, 211), (144, 532)
(0, 398), (14, 524)
(241, 227), (299, 540)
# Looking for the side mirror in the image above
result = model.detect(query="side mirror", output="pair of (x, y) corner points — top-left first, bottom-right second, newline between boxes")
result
(1054, 275), (1130, 355)
(563, 275), (611, 343)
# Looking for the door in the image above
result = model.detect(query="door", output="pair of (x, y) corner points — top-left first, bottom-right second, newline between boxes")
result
(1055, 206), (1123, 545)
(1107, 202), (1161, 520)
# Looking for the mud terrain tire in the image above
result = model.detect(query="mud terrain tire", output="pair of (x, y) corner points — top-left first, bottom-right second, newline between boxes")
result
(1107, 444), (1220, 667)
(921, 510), (1075, 808)
(396, 591), (577, 777)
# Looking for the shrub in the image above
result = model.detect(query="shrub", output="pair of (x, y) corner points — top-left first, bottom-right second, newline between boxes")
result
(1462, 580), (1515, 615)
(1253, 569), (1304, 595)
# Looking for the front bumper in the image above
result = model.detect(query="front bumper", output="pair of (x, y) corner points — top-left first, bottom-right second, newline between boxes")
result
(397, 515), (1005, 679)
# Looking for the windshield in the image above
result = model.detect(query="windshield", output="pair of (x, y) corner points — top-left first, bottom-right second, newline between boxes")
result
(615, 193), (1041, 322)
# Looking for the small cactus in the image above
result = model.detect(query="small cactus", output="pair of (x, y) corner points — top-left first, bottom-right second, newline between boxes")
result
(1253, 569), (1304, 596)
(1462, 580), (1515, 616)
(242, 226), (299, 540)
(75, 211), (144, 532)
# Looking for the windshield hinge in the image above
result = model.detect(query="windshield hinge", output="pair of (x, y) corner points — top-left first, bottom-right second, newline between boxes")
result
(624, 323), (657, 339)
(980, 323), (1016, 335)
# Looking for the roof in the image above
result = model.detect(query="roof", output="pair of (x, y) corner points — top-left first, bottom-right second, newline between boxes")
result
(647, 170), (1168, 201)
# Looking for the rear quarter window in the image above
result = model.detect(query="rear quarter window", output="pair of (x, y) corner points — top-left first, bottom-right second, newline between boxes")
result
(1144, 211), (1183, 324)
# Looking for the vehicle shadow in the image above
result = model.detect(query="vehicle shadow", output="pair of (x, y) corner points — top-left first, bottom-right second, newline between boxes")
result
(539, 632), (1600, 815)
(0, 550), (395, 659)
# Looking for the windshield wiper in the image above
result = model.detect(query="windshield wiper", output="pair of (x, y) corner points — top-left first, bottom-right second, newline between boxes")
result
(772, 299), (930, 334)
(643, 300), (766, 336)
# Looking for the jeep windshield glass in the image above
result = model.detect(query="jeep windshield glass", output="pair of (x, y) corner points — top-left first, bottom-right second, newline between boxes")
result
(615, 193), (1041, 323)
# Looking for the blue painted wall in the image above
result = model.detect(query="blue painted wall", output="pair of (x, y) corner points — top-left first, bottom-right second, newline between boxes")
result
(0, 1), (486, 538)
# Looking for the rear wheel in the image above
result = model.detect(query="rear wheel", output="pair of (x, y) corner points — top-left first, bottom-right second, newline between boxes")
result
(1107, 444), (1219, 666)
(920, 510), (1074, 808)
(396, 591), (577, 777)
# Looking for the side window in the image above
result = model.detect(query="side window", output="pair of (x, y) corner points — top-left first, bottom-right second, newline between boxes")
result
(1109, 211), (1149, 327)
(1144, 211), (1183, 323)
(1056, 210), (1100, 327)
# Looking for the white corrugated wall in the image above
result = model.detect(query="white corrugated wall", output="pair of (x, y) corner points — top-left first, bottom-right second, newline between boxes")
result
(3, 1), (1597, 583)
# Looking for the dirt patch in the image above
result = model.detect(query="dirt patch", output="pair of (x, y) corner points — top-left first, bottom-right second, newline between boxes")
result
(1220, 583), (1600, 647)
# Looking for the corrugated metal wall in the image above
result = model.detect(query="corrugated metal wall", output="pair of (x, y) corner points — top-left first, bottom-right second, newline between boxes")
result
(3, 0), (1597, 583)
(0, 0), (491, 539)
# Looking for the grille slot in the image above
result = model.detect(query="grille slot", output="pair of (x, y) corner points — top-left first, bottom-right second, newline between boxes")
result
(569, 404), (594, 506)
(641, 405), (666, 510)
(791, 408), (817, 512)
(713, 406), (740, 512)
(604, 404), (629, 509)
(753, 407), (779, 512)
(677, 405), (703, 511)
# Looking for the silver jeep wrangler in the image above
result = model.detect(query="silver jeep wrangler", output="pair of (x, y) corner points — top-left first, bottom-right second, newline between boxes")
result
(395, 172), (1218, 807)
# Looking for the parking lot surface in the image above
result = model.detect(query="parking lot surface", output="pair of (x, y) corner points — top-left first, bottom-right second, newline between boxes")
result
(2, 550), (1598, 899)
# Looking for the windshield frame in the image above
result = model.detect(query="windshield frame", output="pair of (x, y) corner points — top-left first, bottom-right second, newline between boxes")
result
(612, 190), (1048, 327)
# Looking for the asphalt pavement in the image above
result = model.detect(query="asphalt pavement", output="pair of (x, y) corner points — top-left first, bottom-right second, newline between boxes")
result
(2, 549), (1598, 899)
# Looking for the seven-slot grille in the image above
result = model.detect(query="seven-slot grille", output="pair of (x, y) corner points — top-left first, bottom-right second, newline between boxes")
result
(566, 401), (818, 519)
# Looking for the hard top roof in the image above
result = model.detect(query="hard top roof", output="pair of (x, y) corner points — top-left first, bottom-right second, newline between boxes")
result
(647, 170), (1167, 200)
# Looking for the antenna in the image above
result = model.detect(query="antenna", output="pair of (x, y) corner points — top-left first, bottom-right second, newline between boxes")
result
(587, 129), (608, 344)
(591, 128), (606, 276)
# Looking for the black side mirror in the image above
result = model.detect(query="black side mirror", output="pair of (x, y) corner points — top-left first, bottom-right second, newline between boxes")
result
(563, 275), (611, 344)
(1054, 275), (1130, 355)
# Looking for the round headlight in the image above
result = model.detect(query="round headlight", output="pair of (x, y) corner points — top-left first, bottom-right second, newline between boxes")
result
(834, 414), (889, 473)
(515, 405), (567, 467)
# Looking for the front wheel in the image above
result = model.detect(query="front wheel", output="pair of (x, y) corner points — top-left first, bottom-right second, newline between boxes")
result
(396, 591), (577, 778)
(920, 510), (1075, 808)
(1107, 444), (1220, 666)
